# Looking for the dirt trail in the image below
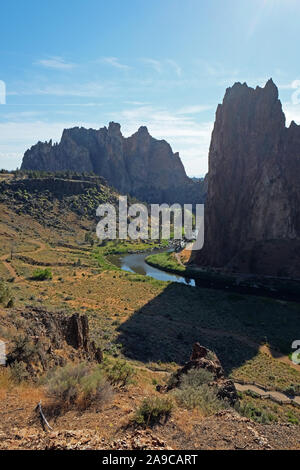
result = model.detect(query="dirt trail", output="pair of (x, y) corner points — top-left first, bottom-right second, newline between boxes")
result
(133, 363), (300, 407)
(0, 239), (47, 282)
(235, 382), (300, 406)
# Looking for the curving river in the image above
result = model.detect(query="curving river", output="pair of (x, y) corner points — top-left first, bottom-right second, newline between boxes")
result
(107, 249), (196, 286)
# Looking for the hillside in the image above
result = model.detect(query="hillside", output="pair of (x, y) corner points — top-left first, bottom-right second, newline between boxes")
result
(0, 175), (299, 450)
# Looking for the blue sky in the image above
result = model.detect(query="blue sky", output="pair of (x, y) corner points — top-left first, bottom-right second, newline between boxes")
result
(1, 0), (300, 176)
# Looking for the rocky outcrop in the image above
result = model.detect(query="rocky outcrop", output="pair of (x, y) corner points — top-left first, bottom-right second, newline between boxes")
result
(6, 307), (102, 375)
(161, 343), (238, 406)
(21, 123), (205, 204)
(196, 79), (300, 277)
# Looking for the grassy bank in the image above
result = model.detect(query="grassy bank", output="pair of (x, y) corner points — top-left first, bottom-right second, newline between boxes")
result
(146, 252), (300, 302)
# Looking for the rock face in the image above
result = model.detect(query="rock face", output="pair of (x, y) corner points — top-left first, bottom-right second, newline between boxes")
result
(21, 123), (205, 204)
(196, 79), (300, 277)
(6, 307), (102, 375)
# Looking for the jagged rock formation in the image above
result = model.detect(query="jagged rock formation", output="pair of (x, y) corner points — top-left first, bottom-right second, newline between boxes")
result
(6, 307), (102, 376)
(21, 123), (205, 204)
(196, 79), (300, 277)
(160, 342), (238, 406)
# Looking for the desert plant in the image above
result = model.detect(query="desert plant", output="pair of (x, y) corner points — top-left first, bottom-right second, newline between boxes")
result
(8, 334), (38, 365)
(173, 383), (225, 415)
(167, 367), (214, 389)
(0, 280), (13, 306)
(235, 401), (277, 424)
(133, 396), (174, 426)
(45, 362), (113, 410)
(105, 359), (135, 387)
(31, 268), (53, 281)
(179, 368), (214, 388)
(10, 361), (29, 383)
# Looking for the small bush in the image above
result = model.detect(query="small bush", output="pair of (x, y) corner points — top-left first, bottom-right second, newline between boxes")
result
(173, 384), (225, 414)
(133, 396), (174, 426)
(10, 361), (29, 383)
(167, 367), (214, 389)
(236, 402), (278, 424)
(105, 359), (135, 387)
(180, 368), (214, 388)
(31, 268), (53, 281)
(0, 280), (13, 306)
(45, 362), (113, 410)
(8, 334), (38, 365)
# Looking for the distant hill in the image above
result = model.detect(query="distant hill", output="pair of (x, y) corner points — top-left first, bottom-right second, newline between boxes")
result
(21, 123), (206, 205)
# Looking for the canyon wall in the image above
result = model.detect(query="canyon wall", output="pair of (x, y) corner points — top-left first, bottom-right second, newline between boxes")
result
(196, 79), (300, 278)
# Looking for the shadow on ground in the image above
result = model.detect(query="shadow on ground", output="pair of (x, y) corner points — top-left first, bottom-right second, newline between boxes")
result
(116, 282), (300, 375)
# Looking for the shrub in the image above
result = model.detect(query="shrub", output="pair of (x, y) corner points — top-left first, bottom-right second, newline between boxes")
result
(31, 268), (53, 281)
(105, 359), (135, 387)
(133, 396), (174, 426)
(8, 334), (38, 365)
(10, 361), (29, 383)
(180, 368), (214, 388)
(167, 367), (214, 389)
(286, 410), (299, 425)
(45, 362), (113, 410)
(173, 383), (225, 415)
(0, 280), (13, 306)
(235, 402), (278, 424)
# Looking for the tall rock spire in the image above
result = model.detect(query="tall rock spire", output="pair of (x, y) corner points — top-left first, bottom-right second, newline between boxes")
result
(196, 79), (300, 277)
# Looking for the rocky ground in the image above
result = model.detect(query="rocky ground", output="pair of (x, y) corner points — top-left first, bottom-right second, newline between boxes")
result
(0, 177), (299, 450)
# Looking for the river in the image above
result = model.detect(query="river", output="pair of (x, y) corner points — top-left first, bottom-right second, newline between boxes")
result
(107, 249), (196, 286)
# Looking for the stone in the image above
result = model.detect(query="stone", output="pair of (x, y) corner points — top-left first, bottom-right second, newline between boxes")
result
(165, 343), (238, 406)
(195, 79), (300, 277)
(21, 123), (206, 205)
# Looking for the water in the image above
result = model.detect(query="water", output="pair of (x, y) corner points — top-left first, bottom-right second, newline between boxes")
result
(107, 249), (196, 286)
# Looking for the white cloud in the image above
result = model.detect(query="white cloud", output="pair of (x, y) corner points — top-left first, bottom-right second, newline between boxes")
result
(141, 58), (162, 73)
(283, 102), (300, 125)
(166, 59), (182, 77)
(0, 98), (213, 176)
(111, 105), (213, 176)
(36, 56), (76, 70)
(101, 57), (130, 70)
(176, 105), (212, 114)
(0, 120), (100, 170)
(9, 81), (115, 98)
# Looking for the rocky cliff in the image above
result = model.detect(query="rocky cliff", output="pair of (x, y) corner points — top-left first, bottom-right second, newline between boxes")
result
(21, 123), (205, 204)
(196, 79), (300, 278)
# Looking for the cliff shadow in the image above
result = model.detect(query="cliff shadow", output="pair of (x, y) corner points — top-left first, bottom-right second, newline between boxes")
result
(116, 282), (300, 376)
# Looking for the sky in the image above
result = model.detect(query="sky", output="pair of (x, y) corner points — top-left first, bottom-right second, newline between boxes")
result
(1, 0), (300, 176)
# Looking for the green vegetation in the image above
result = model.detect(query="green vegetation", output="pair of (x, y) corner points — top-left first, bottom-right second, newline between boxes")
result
(9, 361), (29, 383)
(8, 333), (39, 365)
(31, 268), (53, 281)
(236, 401), (278, 424)
(104, 359), (135, 387)
(171, 369), (226, 415)
(132, 396), (174, 426)
(45, 362), (113, 410)
(146, 252), (186, 274)
(0, 280), (14, 307)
